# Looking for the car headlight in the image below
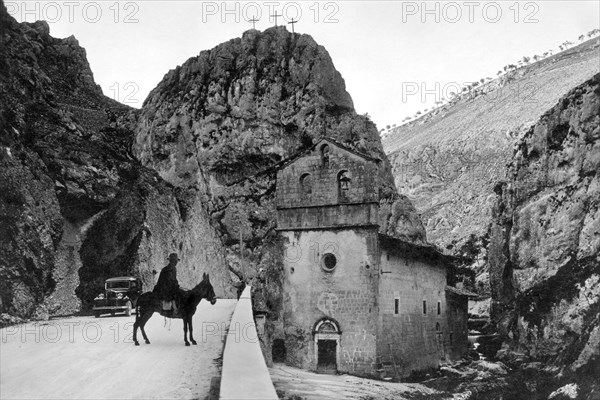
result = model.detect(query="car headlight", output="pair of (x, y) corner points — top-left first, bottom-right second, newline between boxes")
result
(116, 293), (123, 299)
(95, 294), (105, 300)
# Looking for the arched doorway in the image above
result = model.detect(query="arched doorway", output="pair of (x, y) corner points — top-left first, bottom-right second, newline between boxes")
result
(314, 319), (341, 374)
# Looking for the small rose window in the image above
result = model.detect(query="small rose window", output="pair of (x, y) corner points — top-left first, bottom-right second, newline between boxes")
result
(321, 253), (337, 272)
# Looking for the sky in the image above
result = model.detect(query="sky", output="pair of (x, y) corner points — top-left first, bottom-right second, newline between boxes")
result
(7, 0), (600, 131)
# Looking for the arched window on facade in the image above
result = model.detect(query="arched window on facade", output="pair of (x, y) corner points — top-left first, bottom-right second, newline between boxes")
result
(337, 170), (351, 200)
(300, 173), (312, 195)
(321, 144), (330, 166)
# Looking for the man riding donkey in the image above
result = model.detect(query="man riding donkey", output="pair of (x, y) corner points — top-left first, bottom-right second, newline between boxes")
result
(153, 253), (182, 315)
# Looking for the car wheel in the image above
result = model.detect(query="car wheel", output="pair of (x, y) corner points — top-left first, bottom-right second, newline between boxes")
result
(94, 311), (101, 318)
(125, 301), (132, 316)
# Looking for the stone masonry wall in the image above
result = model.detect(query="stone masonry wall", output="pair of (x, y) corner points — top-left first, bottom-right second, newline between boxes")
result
(378, 247), (448, 377)
(276, 142), (379, 209)
(281, 229), (380, 377)
(277, 203), (379, 230)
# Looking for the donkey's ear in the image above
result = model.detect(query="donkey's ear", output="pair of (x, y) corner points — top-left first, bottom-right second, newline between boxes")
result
(203, 272), (207, 280)
(205, 273), (210, 281)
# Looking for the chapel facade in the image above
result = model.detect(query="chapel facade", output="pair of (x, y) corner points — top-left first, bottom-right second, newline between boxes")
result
(275, 138), (469, 379)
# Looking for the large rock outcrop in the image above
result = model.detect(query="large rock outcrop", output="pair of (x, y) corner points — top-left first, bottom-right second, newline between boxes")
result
(134, 27), (425, 245)
(133, 28), (426, 278)
(489, 74), (599, 381)
(0, 1), (231, 320)
(133, 26), (428, 362)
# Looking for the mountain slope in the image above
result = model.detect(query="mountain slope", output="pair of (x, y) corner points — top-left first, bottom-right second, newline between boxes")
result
(382, 38), (600, 274)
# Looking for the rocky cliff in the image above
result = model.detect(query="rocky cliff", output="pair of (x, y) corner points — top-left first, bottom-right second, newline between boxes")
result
(134, 27), (425, 246)
(489, 74), (599, 391)
(382, 39), (600, 288)
(132, 26), (429, 363)
(0, 1), (231, 320)
(133, 26), (427, 331)
(0, 6), (426, 323)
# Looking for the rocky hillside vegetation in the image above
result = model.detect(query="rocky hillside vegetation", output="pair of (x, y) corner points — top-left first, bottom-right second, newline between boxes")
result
(382, 38), (600, 285)
(0, 1), (232, 321)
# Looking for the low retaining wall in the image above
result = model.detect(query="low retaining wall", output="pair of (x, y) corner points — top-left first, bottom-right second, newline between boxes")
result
(219, 286), (278, 400)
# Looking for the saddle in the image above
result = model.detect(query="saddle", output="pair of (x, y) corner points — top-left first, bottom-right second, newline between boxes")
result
(159, 299), (181, 318)
(161, 300), (176, 311)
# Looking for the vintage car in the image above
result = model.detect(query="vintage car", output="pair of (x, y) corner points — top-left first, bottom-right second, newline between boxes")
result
(93, 277), (142, 317)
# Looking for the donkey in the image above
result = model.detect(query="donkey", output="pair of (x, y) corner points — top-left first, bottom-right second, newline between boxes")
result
(133, 272), (217, 346)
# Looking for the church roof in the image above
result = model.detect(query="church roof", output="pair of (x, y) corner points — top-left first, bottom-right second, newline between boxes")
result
(278, 137), (382, 170)
(221, 137), (381, 186)
(445, 285), (479, 298)
(378, 234), (456, 265)
(317, 137), (382, 162)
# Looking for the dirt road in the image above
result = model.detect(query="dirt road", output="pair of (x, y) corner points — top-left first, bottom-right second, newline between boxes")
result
(0, 300), (236, 400)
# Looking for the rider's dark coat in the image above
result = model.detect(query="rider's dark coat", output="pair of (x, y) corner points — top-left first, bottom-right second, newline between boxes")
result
(153, 263), (180, 301)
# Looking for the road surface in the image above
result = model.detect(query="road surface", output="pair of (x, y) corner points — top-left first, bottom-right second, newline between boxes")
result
(0, 300), (236, 400)
(270, 363), (439, 400)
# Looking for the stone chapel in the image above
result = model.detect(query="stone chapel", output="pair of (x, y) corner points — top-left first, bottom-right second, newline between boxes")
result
(274, 138), (470, 379)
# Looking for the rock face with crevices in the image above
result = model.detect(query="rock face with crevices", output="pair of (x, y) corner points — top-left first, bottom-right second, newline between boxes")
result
(0, 1), (232, 320)
(489, 74), (600, 382)
(134, 27), (425, 245)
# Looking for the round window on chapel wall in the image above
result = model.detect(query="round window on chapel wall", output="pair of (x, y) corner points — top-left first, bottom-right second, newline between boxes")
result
(321, 253), (337, 272)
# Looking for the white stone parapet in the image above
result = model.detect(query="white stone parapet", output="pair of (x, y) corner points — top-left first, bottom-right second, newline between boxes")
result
(220, 286), (278, 400)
